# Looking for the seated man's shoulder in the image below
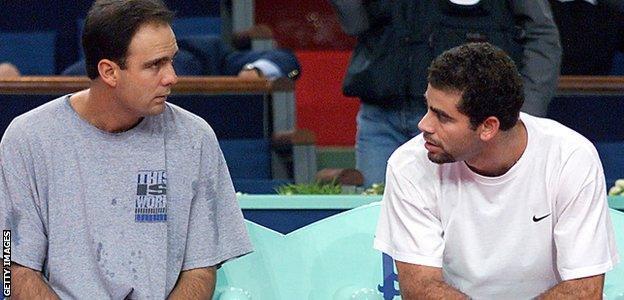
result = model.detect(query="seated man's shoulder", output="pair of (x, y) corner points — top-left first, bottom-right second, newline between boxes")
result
(163, 102), (216, 139)
(533, 115), (593, 143)
(388, 134), (435, 172)
(5, 96), (67, 137)
(528, 115), (600, 160)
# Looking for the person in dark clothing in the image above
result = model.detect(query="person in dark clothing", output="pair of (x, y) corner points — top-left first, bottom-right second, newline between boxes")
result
(63, 34), (301, 80)
(331, 0), (561, 187)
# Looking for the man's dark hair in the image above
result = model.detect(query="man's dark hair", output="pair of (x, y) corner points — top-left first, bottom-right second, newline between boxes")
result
(82, 0), (174, 79)
(427, 42), (524, 131)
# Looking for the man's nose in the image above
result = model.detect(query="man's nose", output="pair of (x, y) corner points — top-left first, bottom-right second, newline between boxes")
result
(418, 111), (434, 134)
(162, 64), (178, 86)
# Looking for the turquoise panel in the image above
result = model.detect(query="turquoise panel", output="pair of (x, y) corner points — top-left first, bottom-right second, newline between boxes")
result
(610, 196), (624, 211)
(216, 203), (384, 299)
(215, 199), (624, 299)
(605, 209), (624, 299)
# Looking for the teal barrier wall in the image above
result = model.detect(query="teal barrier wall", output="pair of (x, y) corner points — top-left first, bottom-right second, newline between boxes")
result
(610, 196), (624, 211)
(214, 197), (624, 299)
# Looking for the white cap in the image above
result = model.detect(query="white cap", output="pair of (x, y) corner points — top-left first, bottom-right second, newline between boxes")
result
(449, 0), (481, 5)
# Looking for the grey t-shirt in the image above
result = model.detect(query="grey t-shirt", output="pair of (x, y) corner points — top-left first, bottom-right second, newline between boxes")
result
(0, 95), (253, 299)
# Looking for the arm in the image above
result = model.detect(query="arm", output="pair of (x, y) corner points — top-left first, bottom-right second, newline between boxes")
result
(167, 267), (216, 300)
(539, 274), (604, 299)
(374, 162), (459, 298)
(175, 35), (301, 79)
(1, 121), (53, 298)
(226, 49), (301, 80)
(548, 146), (618, 296)
(511, 0), (562, 117)
(168, 126), (252, 297)
(236, 58), (283, 80)
(395, 261), (468, 300)
(11, 263), (59, 300)
(0, 62), (20, 77)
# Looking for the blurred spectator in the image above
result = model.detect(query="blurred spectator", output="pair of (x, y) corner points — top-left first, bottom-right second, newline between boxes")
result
(549, 0), (624, 75)
(331, 0), (561, 187)
(0, 62), (21, 77)
(63, 35), (301, 80)
(230, 24), (275, 50)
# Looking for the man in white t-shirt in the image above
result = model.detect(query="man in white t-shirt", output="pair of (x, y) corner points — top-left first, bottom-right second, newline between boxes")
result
(374, 42), (619, 299)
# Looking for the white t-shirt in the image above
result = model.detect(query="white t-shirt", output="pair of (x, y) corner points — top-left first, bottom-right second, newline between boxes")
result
(374, 113), (619, 299)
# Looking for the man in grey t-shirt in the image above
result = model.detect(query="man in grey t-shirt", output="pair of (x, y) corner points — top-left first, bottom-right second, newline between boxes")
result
(0, 0), (252, 298)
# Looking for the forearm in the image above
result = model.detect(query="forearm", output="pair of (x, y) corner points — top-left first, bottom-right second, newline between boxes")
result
(11, 263), (59, 300)
(538, 275), (604, 300)
(395, 261), (468, 300)
(168, 267), (216, 300)
(400, 278), (468, 300)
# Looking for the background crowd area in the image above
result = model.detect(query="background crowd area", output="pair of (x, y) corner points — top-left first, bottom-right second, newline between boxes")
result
(1, 0), (624, 194)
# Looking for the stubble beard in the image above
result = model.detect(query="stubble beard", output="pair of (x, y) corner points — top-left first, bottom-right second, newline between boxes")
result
(427, 151), (456, 164)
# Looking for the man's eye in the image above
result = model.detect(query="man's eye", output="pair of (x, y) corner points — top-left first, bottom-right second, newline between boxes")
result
(151, 60), (166, 68)
(437, 113), (450, 123)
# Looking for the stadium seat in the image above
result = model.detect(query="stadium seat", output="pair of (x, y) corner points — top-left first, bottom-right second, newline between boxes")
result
(167, 95), (265, 140)
(220, 139), (272, 179)
(221, 139), (295, 193)
(167, 94), (303, 193)
(76, 16), (222, 59)
(0, 31), (56, 75)
(172, 16), (222, 36)
(595, 142), (624, 188)
(610, 51), (624, 75)
(547, 95), (624, 143)
(548, 95), (624, 187)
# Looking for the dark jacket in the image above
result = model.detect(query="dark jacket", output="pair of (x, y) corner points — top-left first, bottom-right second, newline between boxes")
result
(332, 0), (561, 116)
(341, 0), (522, 105)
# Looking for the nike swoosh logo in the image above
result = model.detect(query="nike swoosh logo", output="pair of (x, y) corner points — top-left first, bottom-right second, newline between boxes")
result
(532, 213), (551, 222)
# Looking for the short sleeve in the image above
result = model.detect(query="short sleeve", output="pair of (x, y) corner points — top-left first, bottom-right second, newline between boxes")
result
(0, 122), (48, 271)
(553, 146), (620, 280)
(373, 163), (444, 267)
(180, 129), (253, 271)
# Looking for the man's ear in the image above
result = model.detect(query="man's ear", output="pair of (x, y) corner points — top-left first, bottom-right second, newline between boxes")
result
(97, 59), (120, 87)
(479, 116), (500, 141)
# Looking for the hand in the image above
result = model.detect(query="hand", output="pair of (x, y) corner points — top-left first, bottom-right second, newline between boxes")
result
(238, 69), (263, 79)
(0, 62), (21, 77)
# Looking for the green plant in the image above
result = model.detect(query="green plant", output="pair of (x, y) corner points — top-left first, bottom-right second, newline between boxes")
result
(609, 179), (624, 196)
(361, 183), (385, 195)
(275, 180), (342, 195)
(274, 181), (385, 196)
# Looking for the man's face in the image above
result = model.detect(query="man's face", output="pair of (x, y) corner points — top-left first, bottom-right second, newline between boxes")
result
(418, 84), (483, 164)
(114, 22), (178, 117)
